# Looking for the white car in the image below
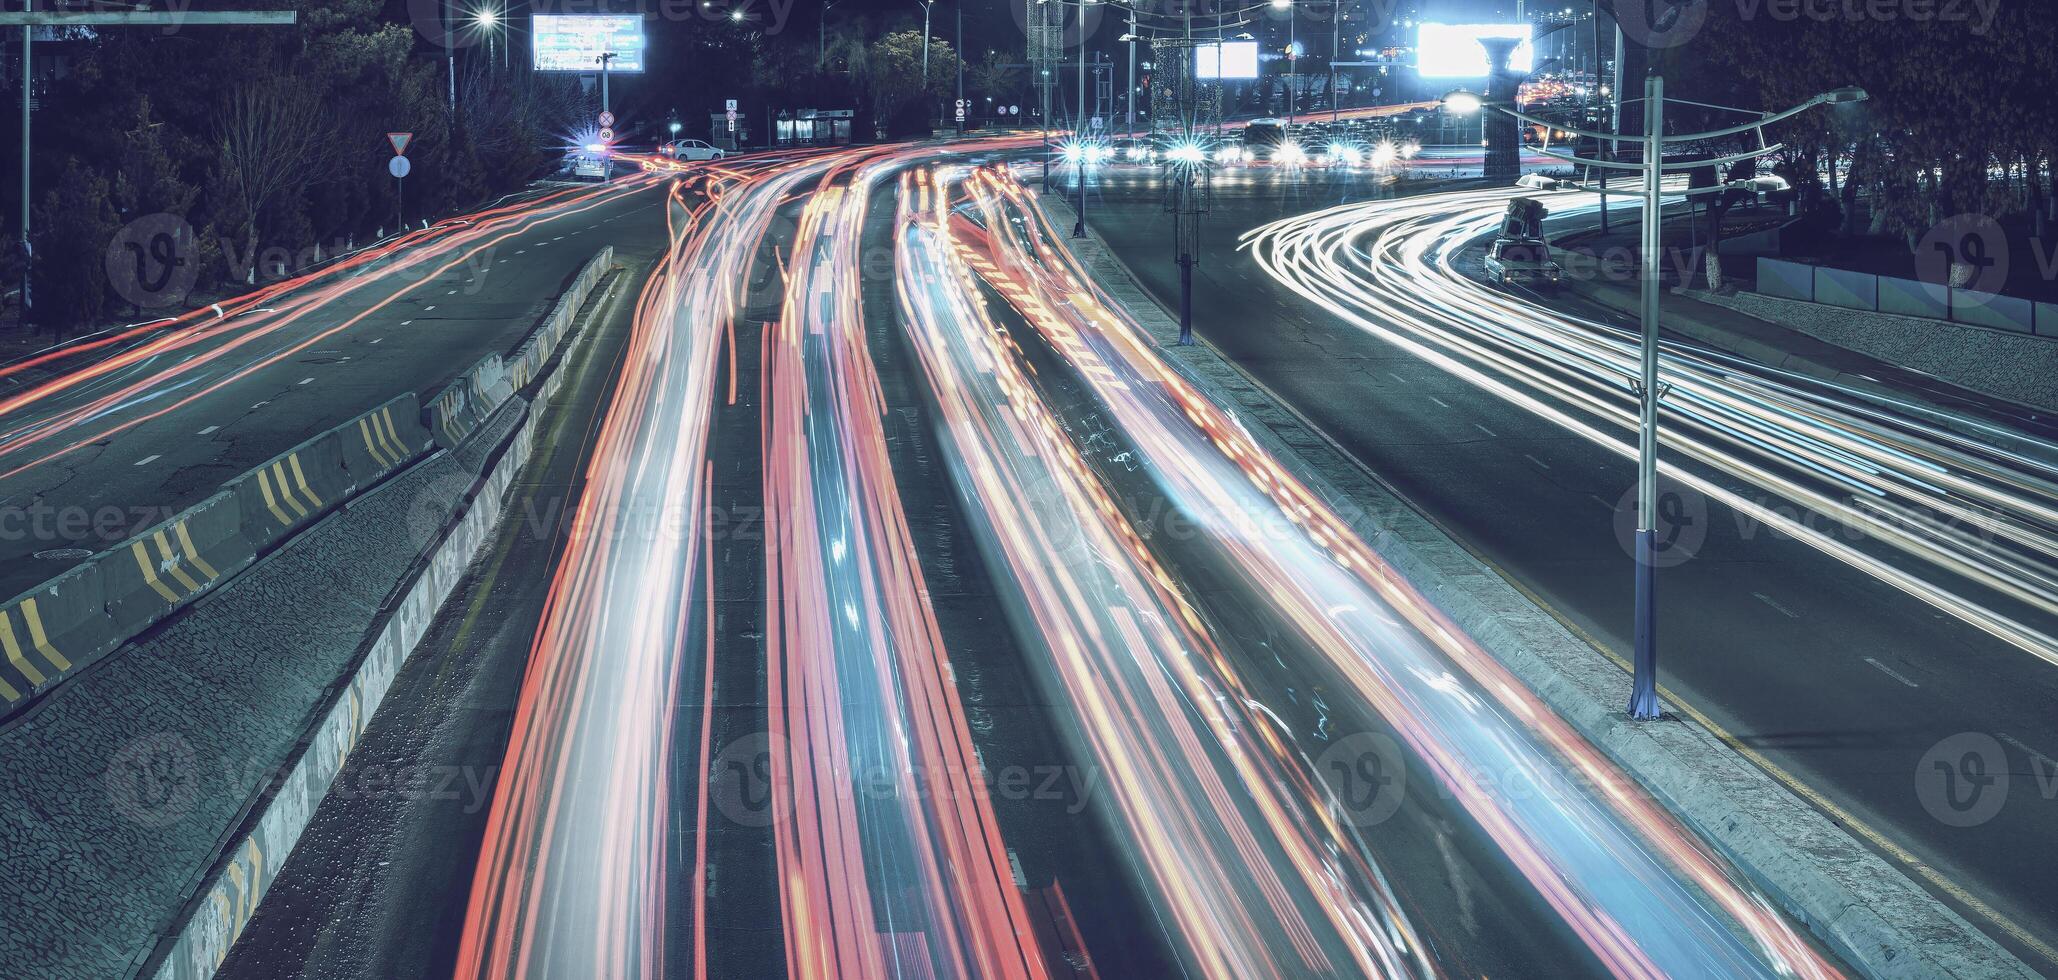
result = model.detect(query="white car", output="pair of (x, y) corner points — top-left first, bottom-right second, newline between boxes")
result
(662, 139), (726, 161)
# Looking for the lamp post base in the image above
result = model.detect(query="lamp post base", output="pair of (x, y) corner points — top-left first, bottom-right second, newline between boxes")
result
(1629, 526), (1661, 719)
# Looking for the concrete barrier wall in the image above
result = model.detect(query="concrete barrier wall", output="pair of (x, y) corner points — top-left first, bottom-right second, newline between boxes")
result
(0, 399), (434, 726)
(1878, 275), (1949, 320)
(424, 247), (614, 449)
(1952, 290), (2036, 334)
(1756, 257), (2053, 342)
(1815, 266), (1877, 311)
(142, 251), (619, 980)
(149, 400), (537, 980)
(1758, 257), (1814, 300)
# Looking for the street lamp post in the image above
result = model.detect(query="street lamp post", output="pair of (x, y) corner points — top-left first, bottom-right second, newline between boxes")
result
(1474, 79), (1868, 719)
(1075, 0), (1089, 238)
(1271, 0), (1294, 126)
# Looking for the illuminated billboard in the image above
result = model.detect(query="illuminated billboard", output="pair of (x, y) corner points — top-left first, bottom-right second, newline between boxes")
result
(1415, 23), (1533, 78)
(1195, 41), (1259, 81)
(533, 15), (647, 73)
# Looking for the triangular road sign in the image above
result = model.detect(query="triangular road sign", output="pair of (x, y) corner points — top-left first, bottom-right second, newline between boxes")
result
(387, 132), (414, 156)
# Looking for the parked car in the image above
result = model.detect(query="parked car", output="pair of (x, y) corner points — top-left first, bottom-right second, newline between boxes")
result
(1483, 238), (1563, 287)
(570, 153), (609, 181)
(662, 139), (726, 161)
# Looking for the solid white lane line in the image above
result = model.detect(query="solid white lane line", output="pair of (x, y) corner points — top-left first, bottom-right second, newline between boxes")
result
(1864, 657), (1920, 688)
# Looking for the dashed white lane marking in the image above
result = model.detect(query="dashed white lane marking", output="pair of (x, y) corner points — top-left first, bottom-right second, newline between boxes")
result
(1428, 395), (1450, 409)
(1864, 657), (1919, 688)
(1752, 592), (1798, 618)
(446, 289), (458, 296)
(1521, 453), (1550, 470)
(197, 425), (219, 436)
(371, 338), (383, 345)
(252, 401), (269, 409)
(1387, 372), (1408, 384)
(1588, 493), (1613, 509)
(515, 249), (527, 255)
(134, 455), (160, 466)
(1473, 422), (1498, 437)
(551, 235), (564, 242)
(424, 305), (437, 312)
(298, 377), (315, 385)
(400, 320), (412, 326)
(1996, 734), (2058, 787)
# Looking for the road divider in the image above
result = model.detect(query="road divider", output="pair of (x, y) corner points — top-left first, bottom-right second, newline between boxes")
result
(0, 250), (615, 726)
(145, 253), (623, 980)
(425, 246), (613, 448)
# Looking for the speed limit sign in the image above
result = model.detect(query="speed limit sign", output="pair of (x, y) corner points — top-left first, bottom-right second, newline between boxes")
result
(598, 127), (615, 142)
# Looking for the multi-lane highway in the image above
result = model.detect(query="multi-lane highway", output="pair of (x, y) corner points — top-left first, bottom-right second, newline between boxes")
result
(177, 141), (1879, 980)
(1076, 163), (2058, 970)
(32, 134), (2054, 979)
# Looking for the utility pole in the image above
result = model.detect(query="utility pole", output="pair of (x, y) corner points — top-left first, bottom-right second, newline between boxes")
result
(956, 1), (963, 128)
(4, 4), (296, 317)
(1630, 72), (1662, 720)
(1125, 9), (1137, 138)
(1073, 15), (1088, 238)
(445, 0), (456, 113)
(1329, 0), (1340, 124)
(1491, 79), (1867, 720)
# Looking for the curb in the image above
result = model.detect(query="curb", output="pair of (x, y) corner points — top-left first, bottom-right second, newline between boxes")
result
(1035, 193), (2039, 979)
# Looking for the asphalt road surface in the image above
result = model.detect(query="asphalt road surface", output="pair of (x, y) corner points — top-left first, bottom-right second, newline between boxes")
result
(1074, 162), (2058, 972)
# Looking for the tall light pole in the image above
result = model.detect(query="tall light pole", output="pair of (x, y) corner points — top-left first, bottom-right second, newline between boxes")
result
(1073, 0), (1091, 238)
(918, 0), (933, 84)
(1329, 0), (1340, 124)
(1477, 81), (1868, 720)
(819, 0), (838, 65)
(1124, 10), (1137, 138)
(1272, 0), (1294, 127)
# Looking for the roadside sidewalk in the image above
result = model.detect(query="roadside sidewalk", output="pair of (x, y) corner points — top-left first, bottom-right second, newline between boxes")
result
(1036, 191), (2036, 980)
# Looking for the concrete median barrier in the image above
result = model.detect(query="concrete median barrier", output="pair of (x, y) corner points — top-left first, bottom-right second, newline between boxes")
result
(224, 430), (353, 550)
(97, 492), (254, 646)
(0, 563), (115, 711)
(339, 395), (432, 486)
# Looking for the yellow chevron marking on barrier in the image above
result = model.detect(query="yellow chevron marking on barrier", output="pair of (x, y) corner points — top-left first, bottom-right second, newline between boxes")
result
(174, 522), (221, 581)
(154, 532), (201, 593)
(0, 610), (46, 688)
(20, 599), (70, 671)
(209, 891), (232, 961)
(271, 461), (310, 518)
(289, 454), (323, 508)
(0, 672), (19, 701)
(359, 419), (390, 469)
(224, 858), (248, 942)
(242, 838), (266, 932)
(378, 409), (405, 463)
(132, 541), (182, 602)
(256, 468), (292, 525)
(377, 408), (406, 461)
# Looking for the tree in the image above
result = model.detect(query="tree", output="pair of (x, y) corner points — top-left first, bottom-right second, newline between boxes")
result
(212, 86), (335, 284)
(858, 32), (962, 138)
(28, 160), (120, 337)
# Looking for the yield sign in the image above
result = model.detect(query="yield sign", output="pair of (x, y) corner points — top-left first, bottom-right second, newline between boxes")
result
(387, 132), (413, 156)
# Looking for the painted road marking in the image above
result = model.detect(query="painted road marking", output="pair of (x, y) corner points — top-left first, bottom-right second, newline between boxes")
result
(251, 401), (268, 409)
(1386, 372), (1409, 385)
(1473, 423), (1498, 437)
(400, 320), (412, 326)
(424, 305), (437, 312)
(1863, 657), (1920, 688)
(1588, 493), (1613, 510)
(134, 455), (160, 466)
(1752, 592), (1798, 619)
(372, 338), (384, 345)
(197, 426), (218, 435)
(1521, 453), (1550, 470)
(298, 377), (315, 385)
(1428, 395), (1450, 409)
(447, 289), (458, 296)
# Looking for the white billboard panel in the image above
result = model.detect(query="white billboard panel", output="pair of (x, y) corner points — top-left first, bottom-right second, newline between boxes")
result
(1195, 41), (1260, 81)
(533, 15), (647, 73)
(1415, 23), (1533, 78)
